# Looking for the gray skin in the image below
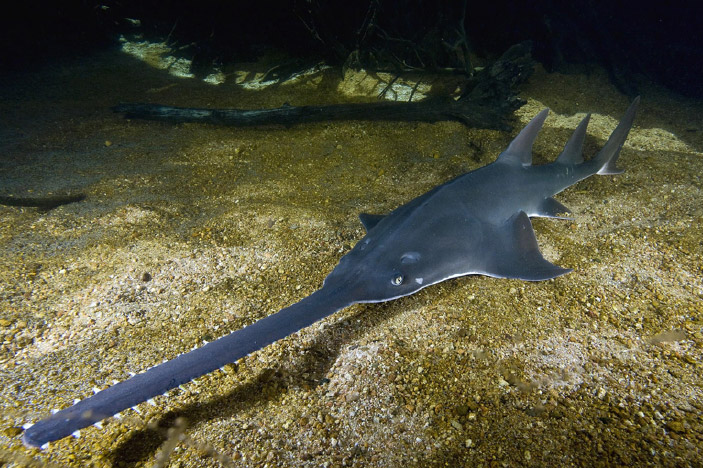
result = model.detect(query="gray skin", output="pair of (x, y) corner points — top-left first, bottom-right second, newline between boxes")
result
(22, 97), (639, 449)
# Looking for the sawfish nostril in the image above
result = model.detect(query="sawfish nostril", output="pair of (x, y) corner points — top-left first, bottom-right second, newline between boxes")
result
(400, 252), (420, 264)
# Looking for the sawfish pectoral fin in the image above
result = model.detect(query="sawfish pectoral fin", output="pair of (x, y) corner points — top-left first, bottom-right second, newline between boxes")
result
(481, 211), (571, 281)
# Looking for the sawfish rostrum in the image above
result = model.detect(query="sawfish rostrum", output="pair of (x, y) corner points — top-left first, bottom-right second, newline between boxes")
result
(22, 97), (639, 448)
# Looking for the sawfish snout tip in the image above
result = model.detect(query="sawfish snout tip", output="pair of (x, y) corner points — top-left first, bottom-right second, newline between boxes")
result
(21, 432), (42, 450)
(20, 422), (51, 450)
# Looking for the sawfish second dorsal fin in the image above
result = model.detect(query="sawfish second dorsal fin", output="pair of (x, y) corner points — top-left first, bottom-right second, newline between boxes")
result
(497, 108), (549, 167)
(556, 113), (590, 165)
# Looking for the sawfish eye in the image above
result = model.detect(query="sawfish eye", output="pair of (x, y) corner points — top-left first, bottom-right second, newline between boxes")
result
(391, 274), (404, 286)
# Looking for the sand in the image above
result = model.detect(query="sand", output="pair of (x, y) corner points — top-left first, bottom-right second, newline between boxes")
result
(0, 48), (701, 467)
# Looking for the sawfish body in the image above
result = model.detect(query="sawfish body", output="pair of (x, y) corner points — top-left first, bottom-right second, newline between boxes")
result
(22, 97), (639, 448)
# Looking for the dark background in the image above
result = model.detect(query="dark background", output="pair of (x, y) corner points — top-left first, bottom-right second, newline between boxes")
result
(0, 0), (701, 98)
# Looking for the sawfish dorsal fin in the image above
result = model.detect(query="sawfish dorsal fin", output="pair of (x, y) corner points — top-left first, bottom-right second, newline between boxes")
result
(359, 213), (385, 232)
(556, 114), (590, 165)
(497, 108), (549, 166)
(483, 211), (571, 281)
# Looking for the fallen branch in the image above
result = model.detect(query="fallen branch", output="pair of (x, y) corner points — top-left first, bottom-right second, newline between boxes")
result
(114, 43), (534, 131)
(0, 193), (85, 210)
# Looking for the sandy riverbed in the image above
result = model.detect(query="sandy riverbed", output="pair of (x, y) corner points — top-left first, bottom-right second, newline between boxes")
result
(0, 49), (702, 467)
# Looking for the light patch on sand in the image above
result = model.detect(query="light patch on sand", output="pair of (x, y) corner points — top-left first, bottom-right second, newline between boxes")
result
(518, 99), (702, 155)
(338, 69), (430, 102)
(119, 36), (224, 84)
(119, 36), (195, 79)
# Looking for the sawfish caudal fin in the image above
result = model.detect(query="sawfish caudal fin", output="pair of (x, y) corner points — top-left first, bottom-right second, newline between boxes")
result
(483, 211), (572, 281)
(22, 288), (353, 449)
(497, 108), (550, 166)
(594, 96), (640, 175)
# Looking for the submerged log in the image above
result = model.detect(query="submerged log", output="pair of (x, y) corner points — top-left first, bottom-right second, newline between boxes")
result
(114, 98), (511, 130)
(114, 43), (534, 131)
(0, 193), (85, 210)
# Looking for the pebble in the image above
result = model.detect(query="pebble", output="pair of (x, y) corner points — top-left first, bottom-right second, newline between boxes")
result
(666, 421), (685, 433)
(3, 427), (22, 437)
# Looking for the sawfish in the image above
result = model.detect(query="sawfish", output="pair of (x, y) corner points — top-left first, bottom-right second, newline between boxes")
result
(22, 97), (639, 449)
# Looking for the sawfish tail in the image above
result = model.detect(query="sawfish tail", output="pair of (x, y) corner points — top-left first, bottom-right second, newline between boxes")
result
(551, 96), (639, 191)
(22, 287), (353, 449)
(590, 96), (640, 176)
